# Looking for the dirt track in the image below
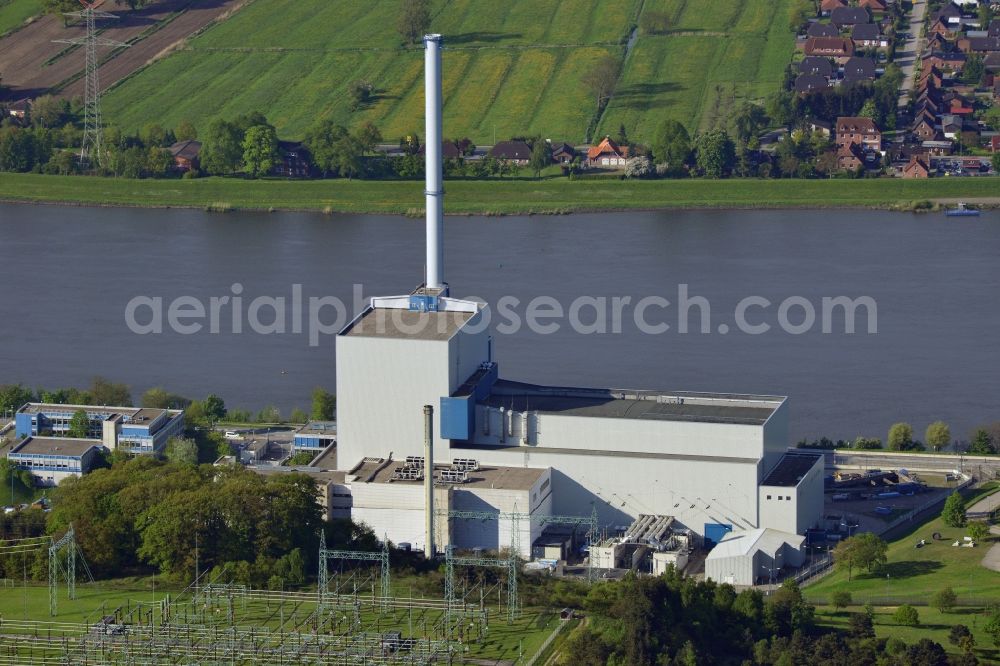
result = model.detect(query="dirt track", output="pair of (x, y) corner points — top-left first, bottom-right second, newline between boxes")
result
(0, 0), (241, 102)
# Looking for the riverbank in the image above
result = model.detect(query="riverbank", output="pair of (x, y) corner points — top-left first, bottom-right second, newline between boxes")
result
(1, 173), (999, 214)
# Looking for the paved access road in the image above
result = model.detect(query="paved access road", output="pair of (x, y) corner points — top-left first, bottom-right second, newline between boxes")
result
(897, 0), (929, 108)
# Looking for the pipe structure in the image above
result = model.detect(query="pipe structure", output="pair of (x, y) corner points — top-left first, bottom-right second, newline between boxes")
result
(423, 34), (444, 289)
(423, 404), (435, 559)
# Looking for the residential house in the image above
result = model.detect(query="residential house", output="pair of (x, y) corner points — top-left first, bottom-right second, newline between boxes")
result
(922, 140), (954, 155)
(851, 23), (887, 49)
(836, 116), (882, 150)
(272, 141), (315, 178)
(7, 99), (29, 121)
(928, 17), (955, 39)
(799, 56), (835, 77)
(820, 0), (847, 16)
(795, 73), (831, 93)
(551, 143), (575, 164)
(958, 36), (1000, 53)
(948, 96), (975, 115)
(586, 137), (629, 167)
(927, 32), (952, 52)
(940, 115), (962, 139)
(442, 141), (462, 159)
(990, 20), (1000, 38)
(991, 136), (1000, 153)
(984, 52), (1000, 72)
(806, 118), (833, 136)
(912, 115), (939, 141)
(804, 37), (855, 62)
(830, 7), (871, 29)
(842, 56), (878, 84)
(807, 22), (841, 38)
(902, 155), (930, 178)
(930, 3), (962, 27)
(923, 52), (966, 74)
(858, 0), (888, 14)
(168, 140), (201, 172)
(837, 141), (867, 170)
(489, 140), (532, 164)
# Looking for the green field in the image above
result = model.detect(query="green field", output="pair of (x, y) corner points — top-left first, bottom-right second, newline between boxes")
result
(816, 605), (1000, 662)
(103, 0), (639, 143)
(0, 0), (42, 36)
(805, 484), (1000, 606)
(2, 172), (999, 214)
(598, 0), (795, 138)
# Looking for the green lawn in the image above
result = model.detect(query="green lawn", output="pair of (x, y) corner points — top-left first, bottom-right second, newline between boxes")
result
(598, 0), (796, 138)
(1, 172), (999, 214)
(0, 578), (169, 624)
(103, 0), (639, 144)
(0, 0), (42, 36)
(805, 483), (1000, 606)
(816, 605), (1000, 662)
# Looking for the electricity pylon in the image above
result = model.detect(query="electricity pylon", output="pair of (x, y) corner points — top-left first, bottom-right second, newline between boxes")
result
(53, 0), (129, 166)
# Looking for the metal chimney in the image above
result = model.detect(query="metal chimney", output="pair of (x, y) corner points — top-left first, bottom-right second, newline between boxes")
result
(423, 34), (444, 290)
(423, 404), (435, 559)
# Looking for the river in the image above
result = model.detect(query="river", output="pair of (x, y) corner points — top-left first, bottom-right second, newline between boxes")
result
(2, 203), (998, 443)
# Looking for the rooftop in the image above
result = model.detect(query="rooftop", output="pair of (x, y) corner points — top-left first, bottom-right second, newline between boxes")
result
(340, 307), (475, 341)
(479, 380), (783, 425)
(253, 465), (346, 484)
(310, 445), (338, 470)
(11, 437), (102, 457)
(17, 403), (178, 425)
(761, 453), (823, 487)
(297, 421), (337, 436)
(707, 527), (804, 559)
(349, 457), (547, 491)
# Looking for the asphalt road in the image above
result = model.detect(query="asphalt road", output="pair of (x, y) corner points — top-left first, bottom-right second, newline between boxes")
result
(896, 0), (929, 109)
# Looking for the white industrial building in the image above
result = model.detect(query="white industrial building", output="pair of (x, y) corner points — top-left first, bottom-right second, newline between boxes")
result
(704, 528), (806, 586)
(326, 33), (823, 578)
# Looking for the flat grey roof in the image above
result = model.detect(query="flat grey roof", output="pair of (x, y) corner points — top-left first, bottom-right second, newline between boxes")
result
(11, 437), (101, 457)
(340, 308), (474, 341)
(253, 466), (346, 484)
(297, 421), (337, 436)
(481, 380), (782, 425)
(129, 408), (167, 424)
(19, 403), (137, 418)
(350, 458), (546, 490)
(310, 445), (338, 470)
(762, 453), (822, 487)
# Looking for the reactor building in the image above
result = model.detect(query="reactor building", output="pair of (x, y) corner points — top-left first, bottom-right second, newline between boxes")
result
(331, 34), (823, 580)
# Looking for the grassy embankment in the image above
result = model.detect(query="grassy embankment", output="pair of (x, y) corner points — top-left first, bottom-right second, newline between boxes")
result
(1, 172), (998, 213)
(806, 483), (1000, 660)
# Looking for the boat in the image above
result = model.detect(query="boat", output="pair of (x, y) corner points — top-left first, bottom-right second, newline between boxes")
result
(945, 202), (980, 217)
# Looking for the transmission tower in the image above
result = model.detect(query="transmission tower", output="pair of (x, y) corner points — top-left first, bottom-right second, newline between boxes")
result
(53, 0), (129, 166)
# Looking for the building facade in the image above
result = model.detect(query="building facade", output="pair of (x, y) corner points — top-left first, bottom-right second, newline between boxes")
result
(15, 403), (185, 455)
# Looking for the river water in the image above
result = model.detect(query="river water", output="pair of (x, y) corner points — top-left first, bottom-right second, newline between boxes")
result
(1, 203), (998, 442)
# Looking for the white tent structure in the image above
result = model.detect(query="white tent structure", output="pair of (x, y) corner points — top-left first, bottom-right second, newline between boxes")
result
(704, 527), (805, 586)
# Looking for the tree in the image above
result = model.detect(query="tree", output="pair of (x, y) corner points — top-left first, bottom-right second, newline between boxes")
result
(141, 387), (188, 410)
(967, 520), (990, 542)
(893, 603), (919, 626)
(624, 156), (652, 178)
(140, 123), (168, 148)
(852, 436), (882, 450)
(581, 55), (619, 108)
(0, 127), (40, 172)
(202, 394), (227, 423)
(115, 0), (151, 9)
(528, 139), (552, 178)
(348, 79), (375, 111)
(963, 54), (985, 86)
(924, 421), (951, 452)
(832, 532), (887, 580)
(303, 120), (363, 178)
(984, 107), (1000, 133)
(289, 407), (308, 424)
(310, 388), (336, 421)
(355, 122), (382, 155)
(397, 0), (430, 45)
(43, 0), (79, 25)
(831, 590), (852, 611)
(887, 422), (915, 451)
(949, 624), (976, 654)
(993, 152), (1000, 176)
(985, 610), (1000, 647)
(68, 409), (90, 438)
(695, 129), (735, 178)
(0, 384), (34, 415)
(242, 125), (279, 178)
(651, 119), (691, 169)
(941, 491), (967, 528)
(733, 102), (768, 147)
(849, 612), (875, 638)
(200, 119), (244, 175)
(930, 587), (957, 613)
(175, 120), (197, 141)
(165, 437), (198, 466)
(968, 427), (995, 455)
(90, 377), (131, 406)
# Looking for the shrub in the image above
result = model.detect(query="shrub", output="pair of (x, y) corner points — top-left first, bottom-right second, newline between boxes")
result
(892, 604), (919, 626)
(930, 587), (957, 613)
(831, 590), (852, 610)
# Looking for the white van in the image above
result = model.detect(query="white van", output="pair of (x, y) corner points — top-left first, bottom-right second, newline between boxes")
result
(224, 431), (242, 440)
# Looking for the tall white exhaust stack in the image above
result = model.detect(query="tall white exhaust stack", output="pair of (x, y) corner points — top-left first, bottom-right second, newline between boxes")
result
(424, 34), (444, 290)
(423, 404), (435, 559)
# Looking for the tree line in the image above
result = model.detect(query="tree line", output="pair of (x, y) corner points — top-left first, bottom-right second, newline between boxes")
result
(797, 420), (1000, 455)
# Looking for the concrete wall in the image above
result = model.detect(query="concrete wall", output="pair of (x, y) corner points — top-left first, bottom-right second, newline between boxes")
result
(454, 445), (760, 536)
(336, 318), (490, 470)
